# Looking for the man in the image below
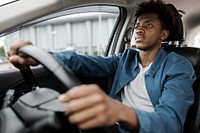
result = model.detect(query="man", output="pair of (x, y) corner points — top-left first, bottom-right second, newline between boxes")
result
(8, 0), (196, 133)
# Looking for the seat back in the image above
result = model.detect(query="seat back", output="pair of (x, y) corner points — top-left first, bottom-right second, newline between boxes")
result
(163, 46), (200, 133)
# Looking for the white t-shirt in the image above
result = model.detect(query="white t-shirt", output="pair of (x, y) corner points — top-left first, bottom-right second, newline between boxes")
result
(121, 63), (154, 112)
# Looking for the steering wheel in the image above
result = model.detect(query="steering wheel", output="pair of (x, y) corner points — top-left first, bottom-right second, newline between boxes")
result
(19, 45), (81, 91)
(0, 45), (81, 133)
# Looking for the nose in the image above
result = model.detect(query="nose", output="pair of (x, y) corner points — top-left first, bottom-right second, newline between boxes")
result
(135, 29), (144, 35)
(135, 25), (144, 34)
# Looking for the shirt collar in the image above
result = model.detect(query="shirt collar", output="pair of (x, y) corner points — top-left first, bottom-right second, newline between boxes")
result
(146, 48), (167, 77)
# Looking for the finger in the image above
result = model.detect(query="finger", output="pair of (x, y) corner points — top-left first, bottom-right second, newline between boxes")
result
(8, 55), (27, 69)
(58, 84), (102, 102)
(8, 55), (38, 69)
(9, 55), (26, 65)
(77, 111), (110, 130)
(78, 117), (104, 130)
(68, 103), (106, 126)
(65, 93), (105, 114)
(8, 40), (32, 56)
(75, 98), (120, 129)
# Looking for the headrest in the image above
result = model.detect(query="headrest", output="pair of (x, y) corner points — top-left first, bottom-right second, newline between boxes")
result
(124, 27), (133, 43)
(165, 4), (184, 41)
(164, 46), (200, 76)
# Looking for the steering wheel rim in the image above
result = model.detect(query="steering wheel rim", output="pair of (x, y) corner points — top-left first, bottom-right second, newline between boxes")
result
(18, 45), (81, 91)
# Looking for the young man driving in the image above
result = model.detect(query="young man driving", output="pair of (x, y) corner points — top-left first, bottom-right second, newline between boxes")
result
(8, 0), (196, 133)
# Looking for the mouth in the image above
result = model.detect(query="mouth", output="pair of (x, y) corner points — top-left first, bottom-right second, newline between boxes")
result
(135, 36), (145, 42)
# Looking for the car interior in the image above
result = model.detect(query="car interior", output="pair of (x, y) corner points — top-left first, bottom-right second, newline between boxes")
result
(0, 0), (200, 133)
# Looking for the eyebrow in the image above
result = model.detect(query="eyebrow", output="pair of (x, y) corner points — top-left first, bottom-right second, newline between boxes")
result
(145, 20), (153, 23)
(136, 19), (153, 25)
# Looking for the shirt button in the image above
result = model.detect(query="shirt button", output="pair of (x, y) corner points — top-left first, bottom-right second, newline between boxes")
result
(120, 83), (123, 86)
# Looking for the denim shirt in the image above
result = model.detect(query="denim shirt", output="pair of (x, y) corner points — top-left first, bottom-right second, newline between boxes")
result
(53, 48), (196, 133)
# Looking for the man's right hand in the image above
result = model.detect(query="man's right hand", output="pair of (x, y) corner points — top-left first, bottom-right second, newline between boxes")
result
(7, 40), (39, 69)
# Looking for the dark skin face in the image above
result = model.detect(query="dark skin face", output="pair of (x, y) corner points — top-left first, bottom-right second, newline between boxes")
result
(133, 12), (169, 67)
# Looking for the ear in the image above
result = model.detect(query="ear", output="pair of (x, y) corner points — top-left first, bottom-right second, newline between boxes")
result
(161, 30), (169, 41)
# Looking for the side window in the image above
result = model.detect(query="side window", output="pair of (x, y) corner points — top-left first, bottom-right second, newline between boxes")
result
(194, 30), (200, 48)
(0, 6), (119, 71)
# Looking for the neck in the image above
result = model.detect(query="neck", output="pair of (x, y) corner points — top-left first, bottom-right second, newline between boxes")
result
(139, 47), (160, 67)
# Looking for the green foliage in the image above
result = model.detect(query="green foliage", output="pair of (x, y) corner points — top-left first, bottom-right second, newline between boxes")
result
(0, 46), (6, 57)
(93, 51), (98, 56)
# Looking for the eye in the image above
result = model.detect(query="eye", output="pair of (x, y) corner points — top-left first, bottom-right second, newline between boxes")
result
(146, 23), (153, 28)
(134, 25), (140, 30)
